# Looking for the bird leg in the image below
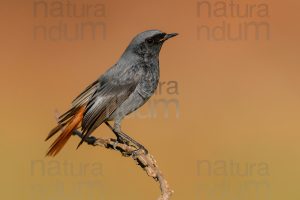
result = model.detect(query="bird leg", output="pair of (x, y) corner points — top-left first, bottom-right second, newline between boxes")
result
(104, 121), (148, 155)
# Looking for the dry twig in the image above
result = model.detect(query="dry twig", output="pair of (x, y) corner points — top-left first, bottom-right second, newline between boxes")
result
(72, 128), (174, 200)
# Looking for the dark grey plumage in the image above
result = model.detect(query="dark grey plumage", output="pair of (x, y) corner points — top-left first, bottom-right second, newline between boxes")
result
(46, 30), (178, 156)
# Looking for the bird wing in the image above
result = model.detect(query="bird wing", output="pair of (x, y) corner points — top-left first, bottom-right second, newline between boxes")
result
(78, 65), (143, 147)
(46, 64), (144, 154)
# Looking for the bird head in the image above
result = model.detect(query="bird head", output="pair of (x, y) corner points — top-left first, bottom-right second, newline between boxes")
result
(124, 30), (178, 61)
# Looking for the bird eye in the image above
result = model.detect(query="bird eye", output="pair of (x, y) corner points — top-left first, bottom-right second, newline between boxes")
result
(146, 38), (154, 44)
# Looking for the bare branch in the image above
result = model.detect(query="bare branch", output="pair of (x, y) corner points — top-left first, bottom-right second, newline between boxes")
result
(72, 129), (174, 200)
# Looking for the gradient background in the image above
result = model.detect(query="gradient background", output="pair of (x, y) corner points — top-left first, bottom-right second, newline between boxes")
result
(1, 0), (300, 199)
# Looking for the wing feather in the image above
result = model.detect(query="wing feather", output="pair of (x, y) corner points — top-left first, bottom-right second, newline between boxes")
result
(77, 65), (143, 147)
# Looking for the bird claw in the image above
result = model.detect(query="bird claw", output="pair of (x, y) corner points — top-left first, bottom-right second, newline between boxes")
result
(117, 137), (130, 145)
(135, 145), (148, 155)
(123, 146), (148, 157)
(131, 149), (143, 158)
(112, 140), (119, 150)
(123, 149), (139, 157)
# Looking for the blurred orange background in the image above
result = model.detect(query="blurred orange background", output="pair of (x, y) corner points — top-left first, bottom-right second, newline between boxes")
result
(1, 0), (300, 199)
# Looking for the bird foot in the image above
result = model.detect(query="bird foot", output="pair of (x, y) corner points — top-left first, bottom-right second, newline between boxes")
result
(117, 136), (130, 145)
(112, 140), (119, 150)
(112, 137), (132, 151)
(123, 146), (148, 157)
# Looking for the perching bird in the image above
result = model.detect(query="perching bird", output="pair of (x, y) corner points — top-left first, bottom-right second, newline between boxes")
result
(45, 30), (178, 156)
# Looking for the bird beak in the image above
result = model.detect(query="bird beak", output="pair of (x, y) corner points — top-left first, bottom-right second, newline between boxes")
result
(161, 33), (178, 42)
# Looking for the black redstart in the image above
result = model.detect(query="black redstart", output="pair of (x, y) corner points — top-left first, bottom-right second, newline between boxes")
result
(45, 30), (178, 156)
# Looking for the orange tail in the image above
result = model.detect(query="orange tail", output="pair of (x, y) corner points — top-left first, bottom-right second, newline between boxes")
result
(46, 106), (85, 156)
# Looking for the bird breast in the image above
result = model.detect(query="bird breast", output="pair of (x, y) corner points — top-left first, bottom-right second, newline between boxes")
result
(137, 62), (160, 99)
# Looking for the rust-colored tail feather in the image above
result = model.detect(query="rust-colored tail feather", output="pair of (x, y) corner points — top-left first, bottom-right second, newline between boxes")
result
(46, 106), (85, 156)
